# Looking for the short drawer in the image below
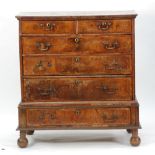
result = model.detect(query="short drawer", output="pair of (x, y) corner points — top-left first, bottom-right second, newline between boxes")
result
(21, 21), (76, 34)
(78, 19), (132, 34)
(23, 77), (132, 102)
(23, 55), (132, 75)
(22, 35), (132, 54)
(26, 107), (131, 127)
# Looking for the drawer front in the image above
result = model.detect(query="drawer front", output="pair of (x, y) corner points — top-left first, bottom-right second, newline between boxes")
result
(23, 55), (132, 75)
(78, 35), (131, 54)
(21, 21), (76, 34)
(22, 36), (77, 54)
(22, 35), (131, 54)
(23, 77), (132, 101)
(26, 107), (131, 127)
(78, 20), (132, 33)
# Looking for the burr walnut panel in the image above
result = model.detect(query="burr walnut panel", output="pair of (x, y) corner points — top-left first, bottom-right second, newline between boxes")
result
(22, 35), (132, 55)
(23, 77), (132, 102)
(23, 55), (132, 75)
(26, 107), (131, 127)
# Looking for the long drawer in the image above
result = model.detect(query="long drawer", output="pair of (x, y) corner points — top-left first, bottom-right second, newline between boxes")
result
(22, 35), (132, 54)
(23, 55), (132, 75)
(26, 107), (131, 127)
(23, 77), (132, 101)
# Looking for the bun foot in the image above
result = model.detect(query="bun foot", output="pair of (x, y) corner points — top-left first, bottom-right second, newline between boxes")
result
(127, 129), (132, 133)
(17, 137), (28, 148)
(17, 131), (28, 148)
(27, 130), (34, 135)
(130, 136), (141, 146)
(130, 129), (141, 146)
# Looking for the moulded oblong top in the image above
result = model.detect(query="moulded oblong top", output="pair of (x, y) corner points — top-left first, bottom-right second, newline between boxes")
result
(16, 10), (137, 20)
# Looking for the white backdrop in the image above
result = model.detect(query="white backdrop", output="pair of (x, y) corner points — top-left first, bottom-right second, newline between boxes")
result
(0, 0), (155, 154)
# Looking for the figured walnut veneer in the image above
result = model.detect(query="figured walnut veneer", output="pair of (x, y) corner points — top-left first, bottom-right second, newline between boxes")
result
(16, 11), (141, 148)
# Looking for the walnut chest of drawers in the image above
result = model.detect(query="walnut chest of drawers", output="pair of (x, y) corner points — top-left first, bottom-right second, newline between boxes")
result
(16, 11), (141, 148)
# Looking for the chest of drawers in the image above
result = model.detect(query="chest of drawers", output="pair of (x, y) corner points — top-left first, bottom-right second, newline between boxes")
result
(16, 11), (141, 148)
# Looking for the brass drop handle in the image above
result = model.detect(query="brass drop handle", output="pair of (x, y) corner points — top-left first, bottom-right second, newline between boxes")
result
(98, 21), (112, 30)
(36, 42), (51, 51)
(39, 23), (55, 31)
(103, 41), (119, 50)
(35, 61), (52, 71)
(74, 57), (80, 62)
(100, 85), (118, 94)
(104, 59), (124, 71)
(35, 61), (44, 71)
(102, 113), (118, 122)
(37, 87), (52, 96)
